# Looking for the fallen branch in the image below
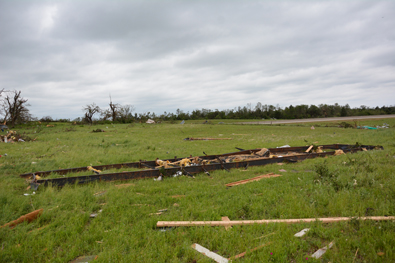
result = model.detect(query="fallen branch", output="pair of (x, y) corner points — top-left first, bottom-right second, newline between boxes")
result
(157, 216), (395, 227)
(1, 209), (43, 229)
(226, 173), (281, 187)
(229, 242), (272, 260)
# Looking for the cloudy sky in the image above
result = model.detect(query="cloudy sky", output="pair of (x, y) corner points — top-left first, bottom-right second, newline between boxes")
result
(0, 0), (394, 119)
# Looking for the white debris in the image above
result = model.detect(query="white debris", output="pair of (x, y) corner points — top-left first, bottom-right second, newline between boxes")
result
(154, 175), (163, 181)
(311, 241), (334, 259)
(294, 228), (310, 237)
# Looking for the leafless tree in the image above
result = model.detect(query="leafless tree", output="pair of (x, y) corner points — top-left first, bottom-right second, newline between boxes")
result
(109, 95), (119, 122)
(83, 103), (101, 125)
(1, 90), (31, 127)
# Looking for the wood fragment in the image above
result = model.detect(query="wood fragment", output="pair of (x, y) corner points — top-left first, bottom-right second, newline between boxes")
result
(221, 216), (232, 230)
(306, 145), (313, 153)
(157, 216), (395, 227)
(93, 190), (106, 196)
(1, 209), (43, 229)
(229, 242), (272, 260)
(353, 248), (359, 263)
(226, 173), (281, 187)
(191, 243), (229, 263)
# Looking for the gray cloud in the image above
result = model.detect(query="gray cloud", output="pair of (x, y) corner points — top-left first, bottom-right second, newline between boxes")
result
(0, 0), (394, 119)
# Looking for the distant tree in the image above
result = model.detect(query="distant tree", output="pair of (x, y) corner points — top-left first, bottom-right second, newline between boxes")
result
(109, 95), (120, 122)
(1, 90), (32, 127)
(40, 116), (54, 122)
(83, 103), (100, 125)
(118, 104), (135, 123)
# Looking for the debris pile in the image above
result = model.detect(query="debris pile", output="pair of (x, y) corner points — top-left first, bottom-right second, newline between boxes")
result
(1, 130), (34, 143)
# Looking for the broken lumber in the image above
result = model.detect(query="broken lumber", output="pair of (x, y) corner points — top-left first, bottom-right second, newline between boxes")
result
(229, 242), (272, 260)
(225, 173), (281, 187)
(157, 216), (395, 227)
(1, 209), (43, 229)
(305, 145), (313, 153)
(191, 243), (229, 263)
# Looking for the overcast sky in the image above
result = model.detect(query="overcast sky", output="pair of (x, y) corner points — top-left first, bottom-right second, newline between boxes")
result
(1, 0), (394, 119)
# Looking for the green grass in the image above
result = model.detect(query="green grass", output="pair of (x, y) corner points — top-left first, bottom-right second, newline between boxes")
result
(1, 118), (395, 262)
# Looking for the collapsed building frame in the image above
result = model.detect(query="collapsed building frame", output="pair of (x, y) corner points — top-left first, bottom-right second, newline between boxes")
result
(19, 144), (383, 187)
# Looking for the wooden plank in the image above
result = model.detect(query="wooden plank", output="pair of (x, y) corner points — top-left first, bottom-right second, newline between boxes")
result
(157, 216), (395, 227)
(225, 173), (281, 187)
(191, 243), (229, 263)
(305, 145), (313, 153)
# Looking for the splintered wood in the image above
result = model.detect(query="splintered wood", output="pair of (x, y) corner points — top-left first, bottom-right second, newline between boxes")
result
(225, 173), (282, 187)
(1, 209), (43, 229)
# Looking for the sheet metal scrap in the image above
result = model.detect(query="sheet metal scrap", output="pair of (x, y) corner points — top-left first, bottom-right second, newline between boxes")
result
(19, 144), (383, 187)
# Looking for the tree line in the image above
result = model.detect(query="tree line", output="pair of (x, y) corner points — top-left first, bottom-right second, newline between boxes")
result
(1, 90), (394, 126)
(79, 101), (395, 124)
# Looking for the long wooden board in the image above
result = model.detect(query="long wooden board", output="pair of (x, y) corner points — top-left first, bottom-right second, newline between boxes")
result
(157, 216), (395, 227)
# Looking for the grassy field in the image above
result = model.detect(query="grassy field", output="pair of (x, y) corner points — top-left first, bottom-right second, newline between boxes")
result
(1, 118), (394, 262)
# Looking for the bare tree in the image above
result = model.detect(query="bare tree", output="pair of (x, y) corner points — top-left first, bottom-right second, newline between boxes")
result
(109, 95), (119, 122)
(83, 103), (101, 125)
(1, 90), (31, 127)
(118, 104), (135, 122)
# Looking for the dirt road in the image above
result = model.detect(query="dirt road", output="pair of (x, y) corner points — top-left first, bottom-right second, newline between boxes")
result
(239, 114), (395, 125)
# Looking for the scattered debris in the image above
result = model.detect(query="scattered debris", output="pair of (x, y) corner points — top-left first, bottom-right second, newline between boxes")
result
(294, 228), (310, 237)
(357, 126), (378, 130)
(1, 130), (33, 143)
(157, 216), (395, 227)
(90, 210), (102, 218)
(92, 129), (105, 132)
(1, 209), (43, 229)
(279, 169), (287, 172)
(191, 243), (229, 263)
(87, 166), (101, 175)
(150, 209), (167, 216)
(310, 126), (315, 130)
(277, 145), (291, 148)
(173, 203), (179, 207)
(305, 145), (313, 153)
(21, 144), (383, 187)
(93, 190), (107, 196)
(334, 149), (345, 156)
(180, 120), (185, 125)
(226, 173), (281, 187)
(154, 175), (162, 181)
(23, 192), (36, 196)
(311, 241), (334, 259)
(377, 251), (385, 256)
(146, 119), (155, 124)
